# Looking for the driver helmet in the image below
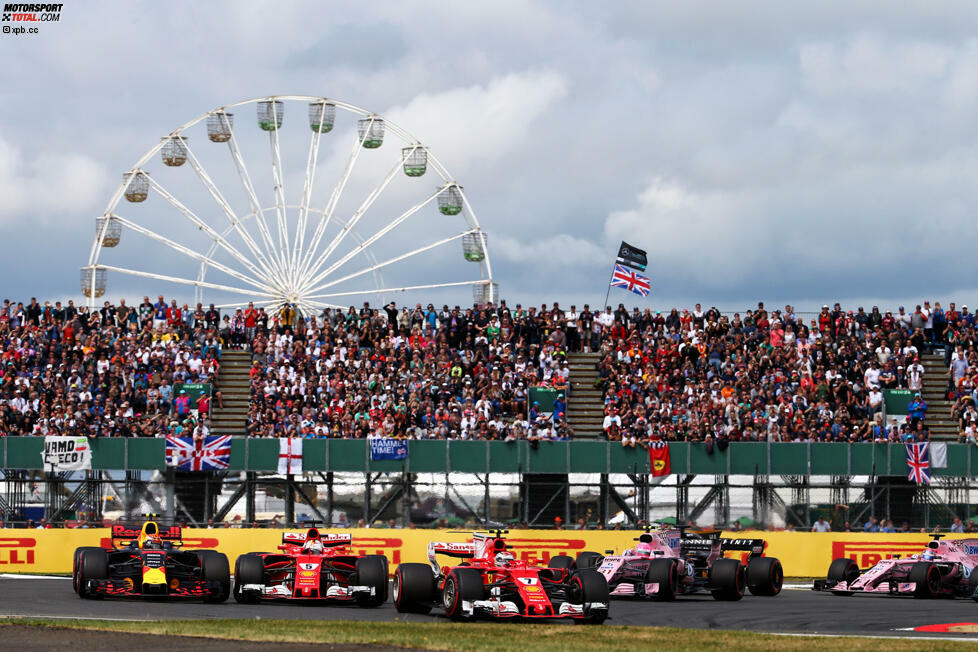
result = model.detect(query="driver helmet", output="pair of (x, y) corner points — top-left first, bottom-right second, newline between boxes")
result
(304, 539), (324, 554)
(494, 552), (515, 566)
(143, 535), (162, 550)
(922, 549), (935, 561)
(633, 541), (653, 558)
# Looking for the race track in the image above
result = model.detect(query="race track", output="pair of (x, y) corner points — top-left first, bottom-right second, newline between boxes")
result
(3, 577), (978, 639)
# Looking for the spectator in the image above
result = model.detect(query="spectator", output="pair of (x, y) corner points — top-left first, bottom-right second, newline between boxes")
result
(811, 516), (831, 532)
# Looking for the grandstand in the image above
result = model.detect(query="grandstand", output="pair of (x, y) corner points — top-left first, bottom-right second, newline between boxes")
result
(0, 297), (971, 443)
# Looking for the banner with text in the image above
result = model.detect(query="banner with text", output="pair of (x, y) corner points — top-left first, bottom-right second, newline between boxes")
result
(0, 529), (965, 577)
(41, 437), (91, 471)
(370, 438), (408, 461)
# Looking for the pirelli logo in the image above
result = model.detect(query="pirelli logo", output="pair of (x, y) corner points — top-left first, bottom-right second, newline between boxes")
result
(0, 537), (36, 564)
(832, 541), (923, 568)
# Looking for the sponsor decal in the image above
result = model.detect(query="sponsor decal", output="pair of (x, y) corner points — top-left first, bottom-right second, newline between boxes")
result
(0, 537), (35, 564)
(831, 541), (925, 568)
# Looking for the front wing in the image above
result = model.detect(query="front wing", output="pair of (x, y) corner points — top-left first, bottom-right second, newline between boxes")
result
(85, 578), (222, 599)
(238, 583), (377, 601)
(452, 596), (608, 619)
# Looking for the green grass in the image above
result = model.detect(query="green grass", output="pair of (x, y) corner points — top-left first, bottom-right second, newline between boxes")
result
(1, 618), (975, 651)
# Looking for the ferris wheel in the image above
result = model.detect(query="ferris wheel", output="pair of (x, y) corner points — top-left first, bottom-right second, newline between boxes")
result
(82, 95), (496, 316)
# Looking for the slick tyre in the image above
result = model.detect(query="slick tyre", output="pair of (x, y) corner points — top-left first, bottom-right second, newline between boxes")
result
(233, 554), (265, 604)
(77, 548), (108, 600)
(645, 558), (679, 600)
(355, 556), (388, 607)
(73, 547), (104, 594)
(826, 557), (858, 596)
(548, 555), (576, 571)
(197, 550), (231, 603)
(910, 561), (941, 598)
(570, 569), (609, 624)
(709, 558), (746, 601)
(393, 563), (434, 614)
(746, 557), (783, 596)
(442, 568), (485, 621)
(575, 551), (603, 570)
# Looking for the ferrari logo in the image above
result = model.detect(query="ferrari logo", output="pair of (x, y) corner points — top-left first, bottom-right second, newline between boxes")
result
(653, 459), (666, 471)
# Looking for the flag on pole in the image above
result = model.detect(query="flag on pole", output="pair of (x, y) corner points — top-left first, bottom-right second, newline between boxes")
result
(616, 241), (648, 271)
(649, 441), (671, 477)
(166, 435), (232, 471)
(906, 442), (930, 484)
(610, 264), (652, 297)
(278, 437), (303, 475)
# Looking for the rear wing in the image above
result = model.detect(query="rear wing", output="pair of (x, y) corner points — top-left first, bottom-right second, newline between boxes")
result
(111, 523), (182, 547)
(280, 530), (352, 548)
(427, 541), (477, 574)
(719, 538), (767, 556)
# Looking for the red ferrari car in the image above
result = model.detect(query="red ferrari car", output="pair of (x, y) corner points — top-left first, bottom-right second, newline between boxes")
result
(234, 528), (387, 606)
(393, 531), (609, 623)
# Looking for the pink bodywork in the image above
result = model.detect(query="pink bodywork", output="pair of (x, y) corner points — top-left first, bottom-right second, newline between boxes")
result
(828, 538), (978, 596)
(595, 529), (691, 597)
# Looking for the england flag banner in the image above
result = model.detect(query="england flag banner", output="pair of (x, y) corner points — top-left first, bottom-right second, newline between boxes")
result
(42, 436), (92, 471)
(278, 437), (303, 475)
(370, 437), (408, 461)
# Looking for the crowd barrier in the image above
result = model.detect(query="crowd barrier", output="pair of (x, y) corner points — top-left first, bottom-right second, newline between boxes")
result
(0, 529), (966, 577)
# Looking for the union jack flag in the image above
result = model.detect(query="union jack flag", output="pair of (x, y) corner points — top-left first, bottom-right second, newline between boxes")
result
(610, 264), (651, 297)
(166, 435), (232, 471)
(906, 442), (930, 484)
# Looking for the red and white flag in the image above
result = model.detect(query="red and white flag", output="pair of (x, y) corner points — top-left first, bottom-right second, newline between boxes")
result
(649, 441), (671, 477)
(278, 437), (303, 475)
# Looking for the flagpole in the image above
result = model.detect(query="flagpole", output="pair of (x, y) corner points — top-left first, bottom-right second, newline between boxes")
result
(602, 264), (615, 312)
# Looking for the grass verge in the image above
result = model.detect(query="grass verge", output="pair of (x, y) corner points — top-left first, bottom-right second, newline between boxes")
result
(2, 618), (977, 651)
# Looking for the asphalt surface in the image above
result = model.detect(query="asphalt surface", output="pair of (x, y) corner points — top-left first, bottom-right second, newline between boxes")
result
(4, 577), (978, 639)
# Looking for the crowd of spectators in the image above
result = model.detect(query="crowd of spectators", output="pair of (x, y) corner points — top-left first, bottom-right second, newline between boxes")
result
(4, 294), (978, 444)
(594, 300), (973, 445)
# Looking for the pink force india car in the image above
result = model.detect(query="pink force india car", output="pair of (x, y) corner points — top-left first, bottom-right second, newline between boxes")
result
(554, 527), (783, 601)
(814, 535), (978, 599)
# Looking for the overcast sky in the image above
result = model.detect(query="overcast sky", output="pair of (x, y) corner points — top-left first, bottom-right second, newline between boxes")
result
(2, 1), (978, 313)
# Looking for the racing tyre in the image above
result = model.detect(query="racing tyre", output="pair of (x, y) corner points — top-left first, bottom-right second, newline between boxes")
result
(442, 568), (485, 621)
(197, 550), (231, 603)
(393, 563), (434, 614)
(233, 554), (265, 604)
(969, 566), (978, 601)
(549, 555), (576, 571)
(910, 561), (941, 598)
(72, 547), (104, 594)
(826, 557), (858, 596)
(645, 558), (679, 600)
(76, 548), (108, 599)
(570, 569), (610, 624)
(575, 551), (603, 570)
(746, 557), (783, 596)
(355, 556), (388, 607)
(708, 558), (745, 601)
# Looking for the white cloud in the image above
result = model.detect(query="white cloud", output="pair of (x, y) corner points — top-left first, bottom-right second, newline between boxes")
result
(384, 70), (569, 171)
(800, 33), (952, 94)
(0, 137), (109, 224)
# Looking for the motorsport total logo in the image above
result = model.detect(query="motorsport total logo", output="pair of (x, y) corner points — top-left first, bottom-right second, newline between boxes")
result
(2, 3), (62, 22)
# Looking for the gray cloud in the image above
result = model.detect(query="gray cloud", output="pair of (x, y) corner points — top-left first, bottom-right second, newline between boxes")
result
(2, 1), (978, 314)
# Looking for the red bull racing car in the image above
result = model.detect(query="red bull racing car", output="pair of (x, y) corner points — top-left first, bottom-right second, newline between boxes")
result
(563, 527), (782, 601)
(393, 530), (609, 623)
(233, 528), (387, 606)
(73, 521), (230, 602)
(814, 535), (978, 598)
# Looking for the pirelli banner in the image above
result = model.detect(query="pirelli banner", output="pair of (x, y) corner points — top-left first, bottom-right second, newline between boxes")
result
(0, 529), (968, 576)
